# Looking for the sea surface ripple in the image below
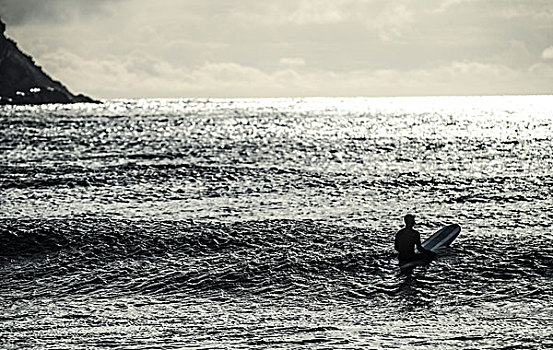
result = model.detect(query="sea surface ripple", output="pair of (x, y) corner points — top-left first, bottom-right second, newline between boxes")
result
(1, 96), (552, 349)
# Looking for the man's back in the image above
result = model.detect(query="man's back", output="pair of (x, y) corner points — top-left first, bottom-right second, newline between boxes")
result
(395, 227), (421, 263)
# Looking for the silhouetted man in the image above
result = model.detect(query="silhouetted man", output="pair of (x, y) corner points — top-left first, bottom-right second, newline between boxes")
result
(394, 214), (432, 265)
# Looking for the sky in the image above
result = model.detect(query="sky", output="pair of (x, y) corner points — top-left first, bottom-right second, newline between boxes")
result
(1, 0), (552, 99)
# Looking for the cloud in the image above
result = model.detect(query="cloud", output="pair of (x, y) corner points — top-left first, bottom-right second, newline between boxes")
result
(279, 58), (306, 67)
(287, 0), (346, 25)
(35, 45), (553, 99)
(224, 0), (355, 27)
(0, 0), (119, 25)
(374, 3), (415, 41)
(498, 1), (553, 20)
(541, 46), (553, 60)
(433, 0), (465, 14)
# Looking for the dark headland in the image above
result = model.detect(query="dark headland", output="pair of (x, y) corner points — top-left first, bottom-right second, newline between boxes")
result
(0, 18), (98, 105)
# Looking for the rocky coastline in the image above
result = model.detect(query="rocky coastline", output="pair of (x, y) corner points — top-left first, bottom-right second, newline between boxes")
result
(0, 18), (98, 105)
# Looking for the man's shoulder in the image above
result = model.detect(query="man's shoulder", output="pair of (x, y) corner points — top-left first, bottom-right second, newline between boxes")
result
(397, 227), (419, 236)
(396, 227), (407, 236)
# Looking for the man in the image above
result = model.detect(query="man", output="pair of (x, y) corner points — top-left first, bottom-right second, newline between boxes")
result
(394, 214), (433, 266)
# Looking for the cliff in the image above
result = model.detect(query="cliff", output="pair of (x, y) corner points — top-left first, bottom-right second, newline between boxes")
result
(0, 18), (98, 105)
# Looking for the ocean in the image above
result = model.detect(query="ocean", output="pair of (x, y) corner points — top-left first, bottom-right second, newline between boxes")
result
(1, 96), (552, 349)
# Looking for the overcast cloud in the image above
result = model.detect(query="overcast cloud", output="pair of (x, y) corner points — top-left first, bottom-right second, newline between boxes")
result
(1, 0), (552, 98)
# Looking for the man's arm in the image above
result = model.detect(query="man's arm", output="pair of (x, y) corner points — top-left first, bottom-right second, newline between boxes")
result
(414, 230), (431, 254)
(394, 232), (399, 251)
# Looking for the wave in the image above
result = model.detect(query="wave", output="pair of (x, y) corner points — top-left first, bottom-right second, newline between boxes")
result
(1, 218), (552, 306)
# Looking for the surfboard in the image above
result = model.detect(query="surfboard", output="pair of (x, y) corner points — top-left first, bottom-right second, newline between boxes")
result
(420, 224), (461, 252)
(399, 224), (461, 271)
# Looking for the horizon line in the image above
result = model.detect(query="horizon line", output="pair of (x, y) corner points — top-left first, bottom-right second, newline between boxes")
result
(92, 94), (553, 101)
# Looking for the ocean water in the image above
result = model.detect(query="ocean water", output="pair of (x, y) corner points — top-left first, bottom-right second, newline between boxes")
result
(1, 96), (552, 349)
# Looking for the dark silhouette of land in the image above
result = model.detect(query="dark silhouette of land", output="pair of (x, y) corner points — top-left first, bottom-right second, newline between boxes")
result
(0, 18), (98, 105)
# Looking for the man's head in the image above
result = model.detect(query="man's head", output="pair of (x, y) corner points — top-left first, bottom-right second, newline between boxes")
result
(404, 214), (415, 228)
